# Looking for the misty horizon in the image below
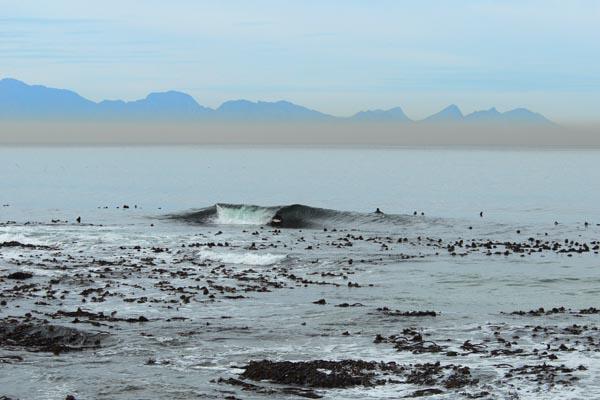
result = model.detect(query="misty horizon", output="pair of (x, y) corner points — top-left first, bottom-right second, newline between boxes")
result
(4, 77), (599, 147)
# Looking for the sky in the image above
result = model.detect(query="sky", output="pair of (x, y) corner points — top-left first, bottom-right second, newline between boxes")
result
(1, 0), (599, 123)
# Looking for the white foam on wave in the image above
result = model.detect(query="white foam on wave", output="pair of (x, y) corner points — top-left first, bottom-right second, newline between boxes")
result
(0, 231), (49, 246)
(197, 248), (286, 266)
(213, 204), (275, 225)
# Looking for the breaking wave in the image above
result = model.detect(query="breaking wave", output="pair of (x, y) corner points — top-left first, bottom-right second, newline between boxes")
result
(169, 203), (415, 229)
(214, 204), (277, 225)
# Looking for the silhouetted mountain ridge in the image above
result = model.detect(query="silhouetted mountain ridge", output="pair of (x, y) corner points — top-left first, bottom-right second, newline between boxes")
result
(422, 104), (464, 123)
(0, 78), (554, 124)
(216, 99), (332, 120)
(350, 107), (412, 122)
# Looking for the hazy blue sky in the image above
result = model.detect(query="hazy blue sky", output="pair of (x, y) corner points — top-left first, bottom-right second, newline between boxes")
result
(1, 1), (599, 122)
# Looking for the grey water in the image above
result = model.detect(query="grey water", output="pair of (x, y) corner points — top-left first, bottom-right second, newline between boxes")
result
(1, 146), (600, 399)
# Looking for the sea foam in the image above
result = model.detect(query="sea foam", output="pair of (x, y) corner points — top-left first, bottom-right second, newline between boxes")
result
(213, 204), (275, 225)
(197, 248), (286, 266)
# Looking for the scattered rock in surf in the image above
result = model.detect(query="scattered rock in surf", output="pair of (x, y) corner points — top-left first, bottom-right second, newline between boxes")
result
(0, 241), (52, 250)
(239, 359), (390, 388)
(51, 308), (150, 325)
(406, 388), (444, 397)
(219, 377), (322, 398)
(578, 307), (600, 314)
(375, 328), (445, 354)
(375, 307), (437, 317)
(505, 306), (600, 316)
(0, 319), (108, 354)
(223, 359), (480, 397)
(405, 363), (478, 389)
(508, 306), (567, 316)
(335, 302), (364, 308)
(0, 355), (23, 364)
(6, 272), (33, 280)
(504, 363), (585, 388)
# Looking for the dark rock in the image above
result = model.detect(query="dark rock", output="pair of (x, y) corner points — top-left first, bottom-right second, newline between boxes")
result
(0, 320), (108, 354)
(0, 241), (51, 250)
(240, 359), (390, 388)
(407, 388), (444, 397)
(6, 272), (33, 280)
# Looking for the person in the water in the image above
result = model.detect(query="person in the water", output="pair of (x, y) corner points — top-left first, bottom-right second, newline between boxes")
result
(271, 213), (283, 226)
(374, 208), (384, 214)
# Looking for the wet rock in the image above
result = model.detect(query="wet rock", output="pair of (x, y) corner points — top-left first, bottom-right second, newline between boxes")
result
(375, 328), (444, 354)
(505, 363), (582, 387)
(508, 306), (567, 316)
(376, 307), (437, 317)
(577, 307), (600, 315)
(0, 241), (52, 250)
(233, 358), (480, 396)
(0, 320), (108, 354)
(407, 388), (444, 397)
(405, 363), (478, 389)
(335, 302), (364, 308)
(444, 367), (477, 388)
(460, 341), (487, 354)
(0, 355), (23, 364)
(507, 306), (600, 316)
(6, 272), (33, 280)
(240, 359), (388, 388)
(219, 377), (322, 398)
(51, 308), (149, 324)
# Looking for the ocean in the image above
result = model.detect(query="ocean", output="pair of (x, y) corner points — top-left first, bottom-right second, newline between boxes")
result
(1, 146), (599, 399)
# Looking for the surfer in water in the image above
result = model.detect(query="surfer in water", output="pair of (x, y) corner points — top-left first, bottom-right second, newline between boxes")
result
(270, 213), (283, 227)
(374, 208), (384, 214)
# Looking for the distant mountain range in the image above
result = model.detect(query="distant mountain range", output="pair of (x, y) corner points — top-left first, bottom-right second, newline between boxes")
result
(0, 78), (554, 125)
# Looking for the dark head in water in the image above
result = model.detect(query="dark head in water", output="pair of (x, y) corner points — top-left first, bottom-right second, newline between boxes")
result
(270, 213), (283, 227)
(374, 208), (384, 214)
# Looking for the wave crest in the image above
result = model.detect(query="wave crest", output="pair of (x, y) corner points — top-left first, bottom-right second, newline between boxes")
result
(214, 204), (276, 225)
(170, 203), (413, 229)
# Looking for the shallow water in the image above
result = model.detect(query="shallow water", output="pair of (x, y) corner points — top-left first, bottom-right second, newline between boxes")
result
(1, 146), (600, 399)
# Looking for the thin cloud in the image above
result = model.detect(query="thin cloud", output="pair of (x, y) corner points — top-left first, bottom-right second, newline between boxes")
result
(233, 20), (274, 27)
(0, 16), (105, 25)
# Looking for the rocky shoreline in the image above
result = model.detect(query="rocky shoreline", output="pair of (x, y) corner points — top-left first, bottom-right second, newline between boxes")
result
(1, 222), (599, 399)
